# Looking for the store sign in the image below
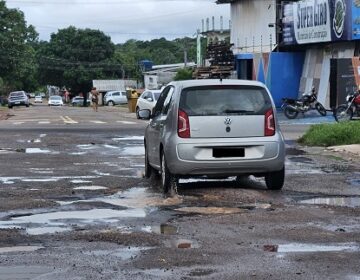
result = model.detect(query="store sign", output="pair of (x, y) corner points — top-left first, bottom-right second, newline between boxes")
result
(282, 0), (353, 45)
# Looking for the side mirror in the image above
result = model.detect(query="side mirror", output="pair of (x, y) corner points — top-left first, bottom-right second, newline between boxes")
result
(138, 109), (152, 120)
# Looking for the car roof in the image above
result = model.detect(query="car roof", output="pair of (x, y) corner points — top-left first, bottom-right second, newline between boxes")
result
(168, 79), (267, 89)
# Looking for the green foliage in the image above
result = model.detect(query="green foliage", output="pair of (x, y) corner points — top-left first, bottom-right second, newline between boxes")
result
(298, 121), (360, 147)
(174, 68), (193, 81)
(0, 0), (39, 94)
(114, 37), (197, 81)
(37, 26), (118, 93)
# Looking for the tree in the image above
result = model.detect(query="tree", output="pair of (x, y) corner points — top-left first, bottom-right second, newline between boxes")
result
(174, 68), (193, 81)
(37, 26), (119, 94)
(0, 1), (39, 94)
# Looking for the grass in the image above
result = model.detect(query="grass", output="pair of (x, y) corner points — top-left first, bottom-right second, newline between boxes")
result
(298, 121), (360, 147)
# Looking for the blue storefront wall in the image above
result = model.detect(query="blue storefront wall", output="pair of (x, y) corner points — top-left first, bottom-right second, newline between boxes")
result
(235, 52), (305, 108)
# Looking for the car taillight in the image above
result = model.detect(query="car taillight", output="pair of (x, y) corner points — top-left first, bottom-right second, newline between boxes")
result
(178, 110), (190, 138)
(265, 109), (275, 136)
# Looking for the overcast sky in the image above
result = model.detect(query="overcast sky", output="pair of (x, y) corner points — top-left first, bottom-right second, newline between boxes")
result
(6, 0), (230, 43)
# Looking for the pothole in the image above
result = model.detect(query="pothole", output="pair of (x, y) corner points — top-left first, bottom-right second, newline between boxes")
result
(142, 224), (178, 235)
(299, 197), (360, 208)
(166, 239), (200, 249)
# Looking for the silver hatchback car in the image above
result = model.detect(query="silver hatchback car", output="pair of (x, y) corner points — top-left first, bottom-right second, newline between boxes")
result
(139, 79), (285, 193)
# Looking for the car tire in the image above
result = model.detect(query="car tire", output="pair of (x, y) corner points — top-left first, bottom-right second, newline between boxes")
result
(161, 152), (178, 195)
(136, 107), (140, 119)
(8, 106), (12, 109)
(144, 144), (153, 178)
(26, 104), (29, 107)
(107, 101), (114, 106)
(265, 167), (285, 190)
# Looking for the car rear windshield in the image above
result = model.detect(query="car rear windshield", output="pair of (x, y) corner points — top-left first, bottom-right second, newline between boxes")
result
(179, 85), (272, 116)
(9, 92), (25, 97)
(51, 96), (62, 100)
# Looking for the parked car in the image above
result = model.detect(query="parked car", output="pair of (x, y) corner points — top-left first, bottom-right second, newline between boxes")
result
(136, 89), (162, 119)
(71, 96), (91, 106)
(48, 95), (63, 106)
(139, 79), (286, 194)
(8, 91), (30, 109)
(34, 96), (43, 103)
(104, 91), (127, 106)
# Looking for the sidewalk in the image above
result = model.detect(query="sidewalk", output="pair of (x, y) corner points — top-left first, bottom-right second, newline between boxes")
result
(327, 145), (360, 157)
(0, 108), (10, 120)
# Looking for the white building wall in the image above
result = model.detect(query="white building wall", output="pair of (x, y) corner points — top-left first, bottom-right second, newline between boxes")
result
(230, 0), (276, 54)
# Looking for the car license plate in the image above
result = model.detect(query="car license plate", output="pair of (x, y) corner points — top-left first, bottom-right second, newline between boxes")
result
(213, 147), (245, 158)
(15, 102), (20, 104)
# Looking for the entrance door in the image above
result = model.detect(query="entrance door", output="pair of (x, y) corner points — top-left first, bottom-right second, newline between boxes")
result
(238, 59), (253, 80)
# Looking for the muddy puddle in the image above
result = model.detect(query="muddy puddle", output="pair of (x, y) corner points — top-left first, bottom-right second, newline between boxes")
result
(75, 144), (144, 157)
(73, 186), (108, 191)
(0, 175), (99, 185)
(0, 208), (147, 235)
(299, 197), (360, 208)
(175, 207), (247, 215)
(264, 243), (359, 253)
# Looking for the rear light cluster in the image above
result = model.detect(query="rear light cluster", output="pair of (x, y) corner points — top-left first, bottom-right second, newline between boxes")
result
(178, 110), (190, 138)
(265, 109), (275, 136)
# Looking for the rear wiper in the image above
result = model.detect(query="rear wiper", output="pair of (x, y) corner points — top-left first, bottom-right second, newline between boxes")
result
(223, 109), (254, 114)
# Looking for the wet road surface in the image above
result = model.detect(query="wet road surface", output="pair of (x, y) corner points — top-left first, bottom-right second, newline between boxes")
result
(0, 106), (359, 279)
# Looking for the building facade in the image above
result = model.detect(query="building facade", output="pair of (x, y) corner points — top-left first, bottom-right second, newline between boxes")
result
(217, 0), (360, 108)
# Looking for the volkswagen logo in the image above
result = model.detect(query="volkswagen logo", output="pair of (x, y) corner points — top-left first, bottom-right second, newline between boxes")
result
(224, 117), (232, 125)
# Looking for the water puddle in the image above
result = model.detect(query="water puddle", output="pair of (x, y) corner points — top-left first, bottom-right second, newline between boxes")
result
(25, 148), (58, 154)
(0, 208), (146, 234)
(27, 139), (41, 143)
(167, 239), (199, 249)
(0, 148), (16, 154)
(69, 152), (88, 155)
(0, 175), (100, 185)
(299, 197), (360, 208)
(0, 246), (44, 253)
(286, 147), (306, 156)
(29, 168), (54, 174)
(288, 156), (313, 163)
(285, 159), (325, 175)
(73, 186), (108, 191)
(86, 247), (151, 260)
(112, 136), (144, 141)
(71, 180), (93, 184)
(26, 227), (70, 235)
(175, 207), (247, 215)
(121, 146), (144, 156)
(264, 243), (359, 253)
(142, 224), (178, 235)
(66, 187), (183, 209)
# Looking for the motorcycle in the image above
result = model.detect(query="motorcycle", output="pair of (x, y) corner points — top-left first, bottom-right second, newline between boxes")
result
(333, 90), (360, 122)
(281, 87), (327, 119)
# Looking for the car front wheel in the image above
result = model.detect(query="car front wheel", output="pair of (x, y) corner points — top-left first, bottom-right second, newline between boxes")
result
(161, 152), (178, 195)
(265, 167), (285, 190)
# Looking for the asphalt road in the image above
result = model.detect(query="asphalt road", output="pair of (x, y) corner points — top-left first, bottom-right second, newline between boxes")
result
(0, 104), (359, 280)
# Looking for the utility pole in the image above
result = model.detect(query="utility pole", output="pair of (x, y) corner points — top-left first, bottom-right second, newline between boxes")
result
(197, 29), (202, 67)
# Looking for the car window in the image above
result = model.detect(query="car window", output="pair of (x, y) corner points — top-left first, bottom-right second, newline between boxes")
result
(142, 92), (149, 99)
(154, 92), (161, 101)
(153, 86), (174, 116)
(121, 92), (126, 96)
(179, 85), (272, 116)
(113, 92), (120, 96)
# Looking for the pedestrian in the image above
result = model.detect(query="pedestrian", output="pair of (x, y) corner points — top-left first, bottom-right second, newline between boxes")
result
(91, 87), (99, 112)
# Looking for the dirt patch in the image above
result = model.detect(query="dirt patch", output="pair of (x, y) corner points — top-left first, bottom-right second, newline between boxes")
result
(0, 110), (13, 120)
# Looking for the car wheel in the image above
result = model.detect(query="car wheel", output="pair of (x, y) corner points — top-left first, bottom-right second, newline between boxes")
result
(107, 101), (114, 106)
(265, 167), (285, 190)
(8, 106), (12, 109)
(26, 104), (29, 107)
(161, 152), (178, 195)
(136, 107), (140, 119)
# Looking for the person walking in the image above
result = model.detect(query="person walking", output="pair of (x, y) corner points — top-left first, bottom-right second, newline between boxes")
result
(91, 87), (99, 112)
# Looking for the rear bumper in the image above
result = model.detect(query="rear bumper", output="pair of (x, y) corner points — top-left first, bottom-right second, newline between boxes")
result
(165, 135), (285, 176)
